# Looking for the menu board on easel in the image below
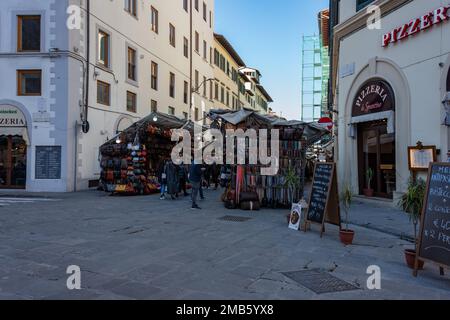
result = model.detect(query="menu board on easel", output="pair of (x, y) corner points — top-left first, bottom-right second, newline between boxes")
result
(306, 162), (341, 237)
(414, 163), (450, 277)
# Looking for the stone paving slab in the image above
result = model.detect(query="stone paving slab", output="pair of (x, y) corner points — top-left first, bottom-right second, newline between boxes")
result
(0, 190), (449, 300)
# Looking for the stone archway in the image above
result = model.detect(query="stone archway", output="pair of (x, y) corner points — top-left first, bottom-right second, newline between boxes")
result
(114, 115), (134, 134)
(340, 57), (411, 197)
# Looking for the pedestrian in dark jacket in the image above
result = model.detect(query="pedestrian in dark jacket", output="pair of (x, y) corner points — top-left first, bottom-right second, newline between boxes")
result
(165, 160), (179, 200)
(189, 161), (203, 209)
(159, 160), (168, 200)
(177, 163), (188, 197)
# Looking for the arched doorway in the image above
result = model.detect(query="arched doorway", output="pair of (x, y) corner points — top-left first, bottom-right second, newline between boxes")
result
(352, 79), (396, 198)
(0, 105), (28, 189)
(115, 116), (134, 134)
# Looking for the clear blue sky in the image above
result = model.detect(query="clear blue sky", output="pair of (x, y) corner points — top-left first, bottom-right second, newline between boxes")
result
(215, 0), (329, 120)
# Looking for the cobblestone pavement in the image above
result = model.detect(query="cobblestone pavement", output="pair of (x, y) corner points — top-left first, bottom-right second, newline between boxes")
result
(0, 190), (449, 300)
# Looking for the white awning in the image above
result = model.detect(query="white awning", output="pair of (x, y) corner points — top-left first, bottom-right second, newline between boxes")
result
(348, 111), (395, 138)
(0, 127), (30, 145)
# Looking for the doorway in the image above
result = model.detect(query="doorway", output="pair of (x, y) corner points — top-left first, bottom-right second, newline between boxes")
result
(357, 120), (396, 198)
(0, 135), (27, 189)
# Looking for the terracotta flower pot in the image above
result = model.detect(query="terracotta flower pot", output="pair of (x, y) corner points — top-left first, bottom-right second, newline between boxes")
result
(404, 249), (424, 270)
(340, 229), (355, 245)
(363, 188), (374, 197)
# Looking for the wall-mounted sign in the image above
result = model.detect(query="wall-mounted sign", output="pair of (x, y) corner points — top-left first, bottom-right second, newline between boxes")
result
(339, 62), (355, 79)
(35, 146), (62, 180)
(383, 6), (450, 48)
(352, 80), (395, 117)
(0, 105), (26, 127)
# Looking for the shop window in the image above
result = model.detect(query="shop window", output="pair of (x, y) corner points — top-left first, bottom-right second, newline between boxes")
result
(17, 70), (41, 96)
(356, 0), (375, 12)
(17, 15), (41, 52)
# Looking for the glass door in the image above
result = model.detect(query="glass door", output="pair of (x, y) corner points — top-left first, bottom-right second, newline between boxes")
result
(0, 136), (27, 189)
(358, 121), (396, 198)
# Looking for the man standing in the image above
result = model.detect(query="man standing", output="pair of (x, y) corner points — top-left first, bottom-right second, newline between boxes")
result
(177, 162), (189, 197)
(189, 160), (203, 210)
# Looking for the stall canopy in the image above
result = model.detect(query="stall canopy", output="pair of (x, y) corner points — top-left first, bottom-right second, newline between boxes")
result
(208, 109), (329, 147)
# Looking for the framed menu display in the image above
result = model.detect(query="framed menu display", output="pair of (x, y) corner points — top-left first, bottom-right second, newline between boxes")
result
(408, 143), (437, 172)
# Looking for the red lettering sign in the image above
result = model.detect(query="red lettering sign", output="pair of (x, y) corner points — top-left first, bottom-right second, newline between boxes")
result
(382, 6), (450, 47)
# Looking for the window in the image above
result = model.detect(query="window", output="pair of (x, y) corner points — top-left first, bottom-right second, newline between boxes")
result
(169, 72), (175, 98)
(195, 0), (199, 11)
(203, 40), (207, 60)
(184, 37), (189, 58)
(151, 62), (158, 90)
(209, 11), (212, 28)
(169, 24), (176, 47)
(195, 70), (199, 91)
(127, 47), (136, 81)
(98, 30), (110, 68)
(195, 108), (199, 121)
(356, 0), (375, 11)
(97, 81), (110, 106)
(184, 81), (189, 104)
(124, 0), (137, 17)
(214, 83), (219, 100)
(183, 0), (188, 12)
(17, 70), (41, 96)
(226, 91), (229, 106)
(210, 81), (213, 100)
(17, 15), (41, 52)
(151, 100), (158, 112)
(203, 76), (207, 96)
(203, 3), (207, 21)
(183, 112), (188, 120)
(168, 106), (175, 115)
(195, 31), (199, 52)
(151, 6), (159, 34)
(126, 91), (137, 113)
(221, 87), (225, 103)
(210, 47), (213, 64)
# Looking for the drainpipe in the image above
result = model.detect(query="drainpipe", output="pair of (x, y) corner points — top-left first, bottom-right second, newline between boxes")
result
(189, 0), (193, 120)
(84, 0), (90, 125)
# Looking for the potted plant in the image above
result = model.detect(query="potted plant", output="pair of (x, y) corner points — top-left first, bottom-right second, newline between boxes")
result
(363, 168), (374, 197)
(285, 166), (300, 223)
(340, 184), (355, 245)
(398, 178), (426, 270)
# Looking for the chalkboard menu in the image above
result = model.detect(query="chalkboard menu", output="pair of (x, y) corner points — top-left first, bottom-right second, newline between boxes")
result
(308, 163), (333, 224)
(417, 163), (450, 270)
(35, 146), (62, 180)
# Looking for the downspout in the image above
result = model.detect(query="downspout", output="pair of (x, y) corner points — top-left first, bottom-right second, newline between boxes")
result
(189, 0), (193, 120)
(85, 0), (90, 124)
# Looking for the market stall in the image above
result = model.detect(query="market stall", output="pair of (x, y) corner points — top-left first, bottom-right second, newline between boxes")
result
(208, 109), (328, 210)
(99, 112), (192, 195)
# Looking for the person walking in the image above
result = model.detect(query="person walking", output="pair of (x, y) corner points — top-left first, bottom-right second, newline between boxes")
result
(159, 160), (167, 200)
(165, 159), (178, 200)
(189, 160), (203, 210)
(211, 162), (219, 190)
(177, 162), (189, 197)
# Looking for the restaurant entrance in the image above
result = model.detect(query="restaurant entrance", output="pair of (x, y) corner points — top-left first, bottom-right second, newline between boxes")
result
(0, 135), (27, 189)
(357, 120), (396, 199)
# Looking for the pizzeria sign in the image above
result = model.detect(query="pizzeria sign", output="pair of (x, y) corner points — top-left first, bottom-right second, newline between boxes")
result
(0, 105), (27, 127)
(382, 5), (450, 47)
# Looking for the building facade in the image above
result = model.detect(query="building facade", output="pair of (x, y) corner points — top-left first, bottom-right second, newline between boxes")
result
(331, 0), (450, 202)
(0, 0), (215, 192)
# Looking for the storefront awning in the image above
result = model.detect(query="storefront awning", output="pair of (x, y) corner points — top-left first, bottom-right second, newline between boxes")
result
(0, 127), (30, 145)
(349, 111), (395, 138)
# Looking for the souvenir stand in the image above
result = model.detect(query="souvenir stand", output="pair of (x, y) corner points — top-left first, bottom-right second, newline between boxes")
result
(208, 109), (327, 209)
(99, 112), (192, 195)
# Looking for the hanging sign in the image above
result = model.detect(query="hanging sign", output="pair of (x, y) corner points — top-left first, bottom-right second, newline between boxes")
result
(383, 6), (450, 48)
